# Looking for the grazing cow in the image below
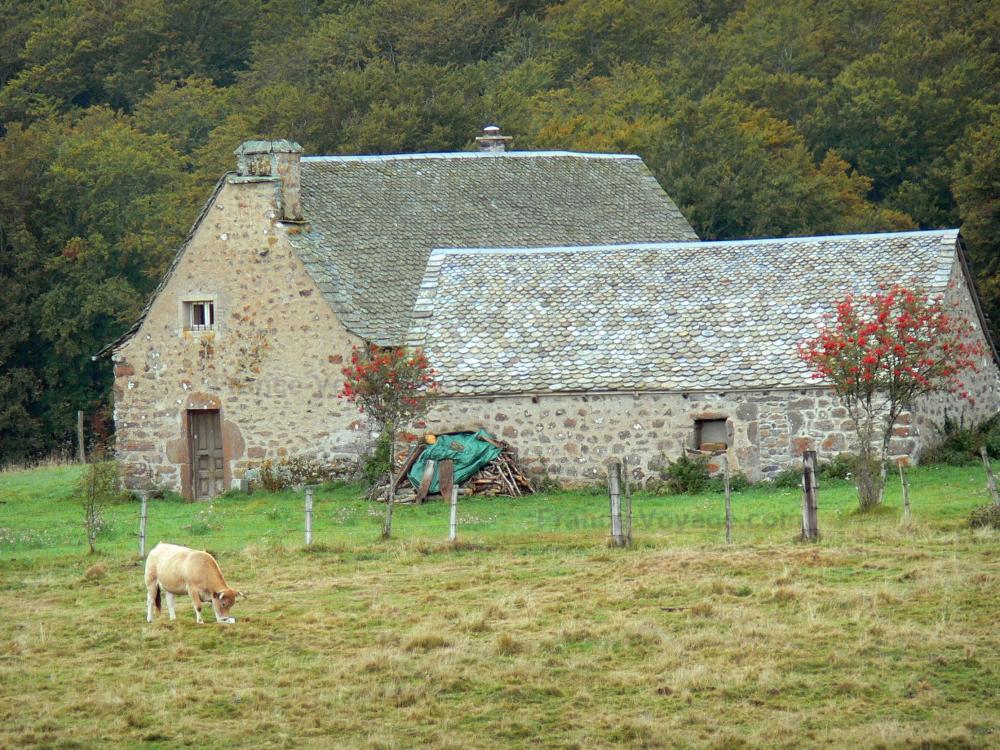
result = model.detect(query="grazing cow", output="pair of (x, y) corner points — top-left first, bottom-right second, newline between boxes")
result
(145, 542), (243, 624)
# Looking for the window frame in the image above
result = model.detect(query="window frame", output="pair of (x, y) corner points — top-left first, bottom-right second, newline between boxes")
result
(179, 295), (219, 335)
(693, 417), (729, 451)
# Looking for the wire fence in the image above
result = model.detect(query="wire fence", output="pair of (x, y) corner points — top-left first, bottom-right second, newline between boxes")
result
(1, 487), (808, 559)
(3, 454), (996, 559)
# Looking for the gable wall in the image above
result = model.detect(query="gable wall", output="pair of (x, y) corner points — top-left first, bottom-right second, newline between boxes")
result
(911, 256), (1000, 452)
(113, 179), (365, 496)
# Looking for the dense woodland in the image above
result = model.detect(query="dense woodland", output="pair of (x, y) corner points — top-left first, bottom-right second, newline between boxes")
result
(0, 0), (998, 463)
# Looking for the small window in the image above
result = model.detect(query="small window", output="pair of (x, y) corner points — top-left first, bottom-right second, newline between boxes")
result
(184, 300), (215, 332)
(694, 418), (728, 451)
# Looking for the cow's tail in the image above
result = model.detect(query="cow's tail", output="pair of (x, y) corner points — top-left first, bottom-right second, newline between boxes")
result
(154, 586), (161, 613)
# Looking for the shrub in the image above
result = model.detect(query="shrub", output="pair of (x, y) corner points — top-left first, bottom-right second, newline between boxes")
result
(709, 471), (751, 493)
(656, 454), (751, 495)
(922, 414), (1000, 466)
(658, 453), (711, 495)
(770, 453), (863, 488)
(362, 430), (392, 489)
(819, 453), (858, 481)
(245, 459), (292, 492)
(770, 466), (803, 488)
(535, 469), (564, 494)
(969, 503), (1000, 529)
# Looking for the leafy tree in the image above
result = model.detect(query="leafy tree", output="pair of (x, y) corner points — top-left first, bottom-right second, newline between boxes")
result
(528, 83), (912, 238)
(806, 26), (997, 226)
(799, 286), (983, 509)
(0, 122), (48, 462)
(0, 109), (190, 461)
(134, 77), (236, 154)
(952, 112), (1000, 328)
(0, 0), (260, 121)
(339, 345), (437, 538)
(2, 0), (1000, 465)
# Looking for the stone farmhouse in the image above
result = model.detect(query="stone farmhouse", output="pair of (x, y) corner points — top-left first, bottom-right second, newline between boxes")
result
(101, 130), (1000, 498)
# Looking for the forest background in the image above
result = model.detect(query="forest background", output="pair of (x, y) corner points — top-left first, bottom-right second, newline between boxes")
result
(0, 0), (997, 464)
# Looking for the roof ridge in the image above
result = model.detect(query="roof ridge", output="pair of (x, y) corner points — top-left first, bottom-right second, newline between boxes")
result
(301, 151), (642, 163)
(427, 229), (960, 257)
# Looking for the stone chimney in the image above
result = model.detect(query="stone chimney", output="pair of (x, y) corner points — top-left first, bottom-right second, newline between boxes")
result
(234, 140), (304, 221)
(475, 125), (512, 153)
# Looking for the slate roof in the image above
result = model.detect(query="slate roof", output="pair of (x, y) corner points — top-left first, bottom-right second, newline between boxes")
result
(407, 230), (962, 395)
(289, 151), (698, 345)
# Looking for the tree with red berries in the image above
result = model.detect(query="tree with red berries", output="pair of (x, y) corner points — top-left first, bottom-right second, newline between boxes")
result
(340, 344), (437, 537)
(800, 285), (983, 509)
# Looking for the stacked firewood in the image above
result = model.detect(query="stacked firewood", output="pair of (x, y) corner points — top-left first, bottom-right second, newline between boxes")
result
(468, 442), (534, 497)
(386, 436), (534, 501)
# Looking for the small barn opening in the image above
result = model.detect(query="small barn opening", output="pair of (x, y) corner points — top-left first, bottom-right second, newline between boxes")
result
(694, 418), (728, 452)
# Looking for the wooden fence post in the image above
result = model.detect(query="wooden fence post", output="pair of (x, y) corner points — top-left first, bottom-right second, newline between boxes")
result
(622, 457), (633, 546)
(723, 454), (733, 545)
(304, 486), (314, 547)
(449, 484), (458, 542)
(898, 461), (911, 523)
(139, 494), (148, 558)
(801, 450), (819, 542)
(980, 447), (1000, 506)
(608, 462), (625, 547)
(77, 410), (86, 464)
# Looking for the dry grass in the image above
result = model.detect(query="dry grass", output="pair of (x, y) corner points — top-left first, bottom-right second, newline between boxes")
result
(1, 464), (998, 747)
(1, 534), (997, 749)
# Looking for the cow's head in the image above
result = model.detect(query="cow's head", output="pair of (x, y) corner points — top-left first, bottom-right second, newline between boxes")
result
(212, 589), (243, 623)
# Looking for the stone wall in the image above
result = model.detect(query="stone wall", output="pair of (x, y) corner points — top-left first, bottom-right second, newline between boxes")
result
(423, 388), (859, 485)
(112, 178), (365, 497)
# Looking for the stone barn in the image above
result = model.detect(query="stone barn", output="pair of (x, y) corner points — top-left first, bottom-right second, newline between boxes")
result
(409, 232), (1000, 483)
(101, 131), (1000, 497)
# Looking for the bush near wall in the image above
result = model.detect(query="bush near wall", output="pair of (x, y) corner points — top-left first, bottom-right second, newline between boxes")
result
(655, 454), (750, 495)
(922, 414), (1000, 466)
(769, 453), (860, 488)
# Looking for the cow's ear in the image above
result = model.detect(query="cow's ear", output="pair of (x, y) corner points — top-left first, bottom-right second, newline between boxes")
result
(237, 591), (246, 599)
(213, 591), (223, 600)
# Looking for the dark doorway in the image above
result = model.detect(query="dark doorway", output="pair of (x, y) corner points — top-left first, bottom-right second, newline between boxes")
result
(189, 410), (225, 499)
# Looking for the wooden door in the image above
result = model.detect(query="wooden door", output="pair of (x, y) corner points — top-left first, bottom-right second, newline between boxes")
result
(189, 410), (224, 500)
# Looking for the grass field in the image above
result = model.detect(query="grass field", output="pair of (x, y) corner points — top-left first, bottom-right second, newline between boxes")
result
(0, 464), (997, 748)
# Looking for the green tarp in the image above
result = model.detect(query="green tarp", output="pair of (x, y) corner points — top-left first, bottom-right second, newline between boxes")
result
(407, 430), (502, 494)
